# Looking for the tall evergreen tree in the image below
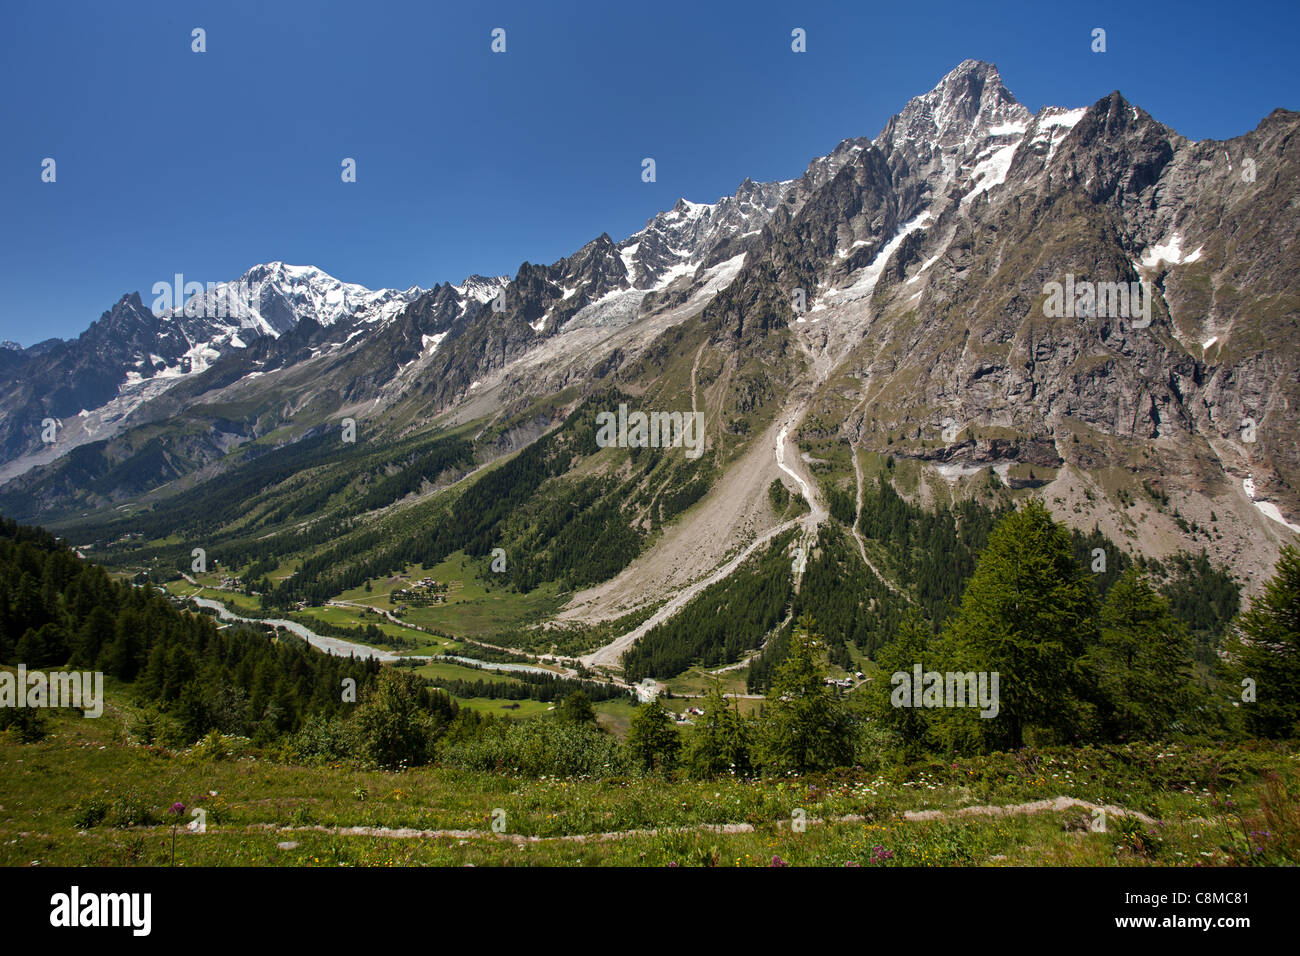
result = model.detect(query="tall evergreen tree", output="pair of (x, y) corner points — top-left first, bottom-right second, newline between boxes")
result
(939, 499), (1099, 750)
(353, 667), (438, 769)
(626, 697), (681, 774)
(555, 690), (597, 726)
(70, 606), (115, 668)
(1231, 545), (1300, 738)
(870, 609), (933, 758)
(687, 679), (753, 778)
(758, 614), (855, 773)
(1088, 567), (1192, 740)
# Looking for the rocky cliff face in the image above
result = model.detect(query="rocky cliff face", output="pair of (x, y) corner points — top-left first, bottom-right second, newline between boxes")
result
(4, 60), (1296, 585)
(734, 64), (1300, 582)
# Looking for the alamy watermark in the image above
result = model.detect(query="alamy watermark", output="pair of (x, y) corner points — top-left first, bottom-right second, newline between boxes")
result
(891, 665), (999, 718)
(50, 886), (150, 936)
(1043, 274), (1150, 328)
(595, 403), (705, 459)
(1, 665), (104, 717)
(151, 273), (257, 321)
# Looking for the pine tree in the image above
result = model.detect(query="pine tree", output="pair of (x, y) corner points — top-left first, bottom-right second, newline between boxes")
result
(940, 499), (1099, 750)
(758, 614), (855, 773)
(10, 572), (48, 639)
(1087, 567), (1192, 740)
(1231, 546), (1300, 738)
(352, 667), (435, 769)
(70, 606), (115, 668)
(626, 697), (681, 774)
(555, 690), (597, 726)
(870, 609), (933, 758)
(687, 679), (752, 778)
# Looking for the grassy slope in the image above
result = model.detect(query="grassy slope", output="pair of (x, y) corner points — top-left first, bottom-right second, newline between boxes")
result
(3, 687), (1296, 868)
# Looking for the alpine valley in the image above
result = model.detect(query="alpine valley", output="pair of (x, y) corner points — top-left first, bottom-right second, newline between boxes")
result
(3, 59), (1297, 685)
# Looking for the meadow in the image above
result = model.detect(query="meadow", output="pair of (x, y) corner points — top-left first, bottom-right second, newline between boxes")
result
(3, 687), (1295, 868)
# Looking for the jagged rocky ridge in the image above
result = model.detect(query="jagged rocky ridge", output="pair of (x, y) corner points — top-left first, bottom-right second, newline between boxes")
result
(2, 60), (1296, 583)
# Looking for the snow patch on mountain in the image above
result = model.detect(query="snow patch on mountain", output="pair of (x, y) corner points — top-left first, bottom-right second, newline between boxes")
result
(1256, 500), (1300, 534)
(907, 249), (946, 284)
(1141, 233), (1204, 267)
(819, 211), (932, 308)
(164, 262), (419, 340)
(453, 275), (509, 305)
(963, 140), (1023, 203)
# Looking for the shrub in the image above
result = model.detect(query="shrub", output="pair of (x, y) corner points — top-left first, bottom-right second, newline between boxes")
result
(289, 713), (356, 763)
(440, 718), (633, 778)
(189, 729), (252, 761)
(1111, 813), (1166, 859)
(110, 790), (158, 828)
(0, 707), (47, 743)
(72, 798), (109, 829)
(350, 668), (445, 769)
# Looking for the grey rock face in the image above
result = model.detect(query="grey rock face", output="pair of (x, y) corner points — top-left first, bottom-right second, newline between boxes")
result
(6, 59), (1297, 585)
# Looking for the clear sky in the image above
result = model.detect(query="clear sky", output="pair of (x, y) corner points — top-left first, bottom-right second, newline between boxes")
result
(2, 0), (1297, 345)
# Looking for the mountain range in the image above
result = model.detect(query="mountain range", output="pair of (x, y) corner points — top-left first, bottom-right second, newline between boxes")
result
(2, 59), (1296, 642)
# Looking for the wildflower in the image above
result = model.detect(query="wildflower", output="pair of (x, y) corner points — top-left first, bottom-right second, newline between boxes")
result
(168, 803), (186, 867)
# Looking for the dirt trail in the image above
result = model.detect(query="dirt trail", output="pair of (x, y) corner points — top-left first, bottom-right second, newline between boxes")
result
(851, 444), (870, 563)
(234, 795), (1160, 846)
(901, 795), (1158, 825)
(690, 340), (706, 415)
(776, 418), (824, 522)
(571, 321), (836, 667)
(708, 615), (786, 674)
(848, 442), (906, 599)
(560, 406), (795, 625)
(327, 599), (419, 631)
(835, 373), (907, 599)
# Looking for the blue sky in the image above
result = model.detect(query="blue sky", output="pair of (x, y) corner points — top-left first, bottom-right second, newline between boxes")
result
(2, 0), (1297, 345)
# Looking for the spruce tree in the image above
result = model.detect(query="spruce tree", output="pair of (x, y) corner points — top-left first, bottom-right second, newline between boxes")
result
(555, 690), (597, 726)
(1085, 567), (1192, 740)
(626, 697), (681, 774)
(1232, 546), (1300, 738)
(687, 679), (752, 778)
(758, 614), (855, 773)
(870, 609), (933, 758)
(352, 667), (435, 769)
(940, 499), (1099, 750)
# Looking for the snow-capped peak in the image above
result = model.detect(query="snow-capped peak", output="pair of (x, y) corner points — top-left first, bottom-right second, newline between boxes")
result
(875, 60), (1032, 161)
(151, 262), (421, 342)
(616, 178), (790, 290)
(452, 274), (510, 304)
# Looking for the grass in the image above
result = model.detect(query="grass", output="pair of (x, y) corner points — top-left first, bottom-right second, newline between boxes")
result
(663, 666), (751, 698)
(3, 690), (1297, 867)
(412, 659), (525, 684)
(453, 698), (555, 718)
(295, 604), (446, 653)
(161, 581), (454, 653)
(411, 659), (566, 714)
(381, 553), (566, 643)
(593, 699), (639, 736)
(162, 580), (265, 617)
(335, 564), (440, 605)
